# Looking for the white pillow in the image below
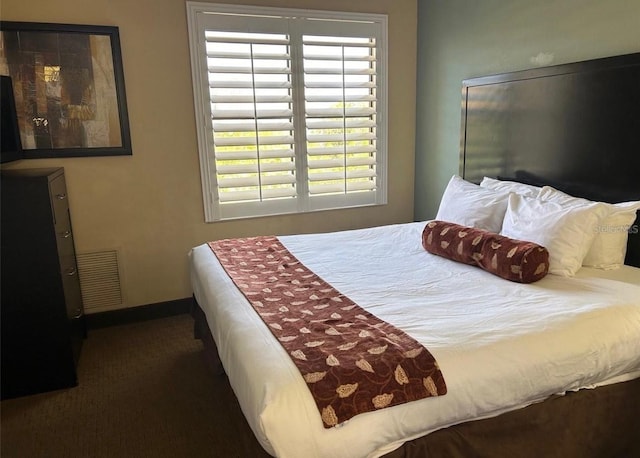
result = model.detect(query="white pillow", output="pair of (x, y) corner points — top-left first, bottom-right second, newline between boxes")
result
(480, 176), (541, 198)
(435, 175), (509, 233)
(539, 186), (640, 269)
(500, 193), (608, 277)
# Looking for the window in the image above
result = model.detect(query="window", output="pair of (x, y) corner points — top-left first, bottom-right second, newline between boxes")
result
(187, 2), (387, 221)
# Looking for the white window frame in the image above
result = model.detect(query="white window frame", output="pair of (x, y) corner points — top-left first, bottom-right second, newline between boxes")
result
(186, 2), (388, 222)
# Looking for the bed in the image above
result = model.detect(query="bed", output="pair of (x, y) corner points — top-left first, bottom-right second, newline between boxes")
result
(189, 52), (640, 457)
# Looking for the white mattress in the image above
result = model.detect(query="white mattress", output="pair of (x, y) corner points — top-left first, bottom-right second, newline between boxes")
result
(189, 221), (640, 458)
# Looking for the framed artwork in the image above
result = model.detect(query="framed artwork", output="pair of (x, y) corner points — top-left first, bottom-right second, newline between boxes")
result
(0, 21), (132, 158)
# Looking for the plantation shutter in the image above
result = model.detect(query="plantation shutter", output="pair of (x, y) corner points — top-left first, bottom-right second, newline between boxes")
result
(187, 5), (387, 221)
(209, 31), (295, 202)
(302, 34), (380, 209)
(202, 15), (299, 220)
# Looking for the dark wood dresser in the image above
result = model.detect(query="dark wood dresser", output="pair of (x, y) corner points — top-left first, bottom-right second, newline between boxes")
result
(1, 167), (86, 399)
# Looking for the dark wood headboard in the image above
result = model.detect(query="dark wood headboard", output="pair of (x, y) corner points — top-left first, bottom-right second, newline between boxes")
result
(459, 52), (640, 267)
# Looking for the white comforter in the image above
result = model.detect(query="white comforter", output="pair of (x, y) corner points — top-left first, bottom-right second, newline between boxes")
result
(189, 222), (640, 458)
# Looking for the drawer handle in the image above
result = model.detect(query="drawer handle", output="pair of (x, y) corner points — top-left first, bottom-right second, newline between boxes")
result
(59, 230), (72, 238)
(55, 193), (67, 200)
(73, 308), (83, 319)
(65, 267), (77, 276)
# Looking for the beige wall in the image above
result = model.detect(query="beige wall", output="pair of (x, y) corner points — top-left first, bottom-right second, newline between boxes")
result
(0, 0), (418, 311)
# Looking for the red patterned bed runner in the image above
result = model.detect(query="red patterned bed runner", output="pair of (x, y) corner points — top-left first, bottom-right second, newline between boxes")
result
(208, 236), (446, 428)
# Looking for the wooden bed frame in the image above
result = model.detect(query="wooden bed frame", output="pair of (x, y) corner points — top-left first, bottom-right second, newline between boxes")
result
(192, 52), (640, 457)
(460, 52), (640, 267)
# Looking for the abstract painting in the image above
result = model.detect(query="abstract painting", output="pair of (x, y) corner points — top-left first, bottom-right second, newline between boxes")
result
(0, 21), (131, 157)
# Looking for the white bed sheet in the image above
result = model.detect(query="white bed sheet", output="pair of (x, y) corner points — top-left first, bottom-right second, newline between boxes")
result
(189, 221), (640, 458)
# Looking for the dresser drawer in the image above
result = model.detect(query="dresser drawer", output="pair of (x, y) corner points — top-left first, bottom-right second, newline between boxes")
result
(56, 227), (76, 258)
(49, 173), (70, 228)
(61, 270), (83, 320)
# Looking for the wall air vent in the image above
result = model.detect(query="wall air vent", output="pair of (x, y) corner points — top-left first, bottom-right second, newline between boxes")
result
(76, 250), (124, 310)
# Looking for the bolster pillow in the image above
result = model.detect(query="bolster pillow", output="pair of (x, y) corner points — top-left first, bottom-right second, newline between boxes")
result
(422, 220), (549, 283)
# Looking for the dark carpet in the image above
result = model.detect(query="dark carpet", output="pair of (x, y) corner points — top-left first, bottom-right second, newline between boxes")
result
(0, 314), (272, 458)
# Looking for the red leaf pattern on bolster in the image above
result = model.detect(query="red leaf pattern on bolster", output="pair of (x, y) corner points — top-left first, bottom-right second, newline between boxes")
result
(422, 221), (549, 283)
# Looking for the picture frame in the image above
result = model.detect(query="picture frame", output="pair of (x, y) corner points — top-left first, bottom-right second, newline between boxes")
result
(0, 21), (132, 158)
